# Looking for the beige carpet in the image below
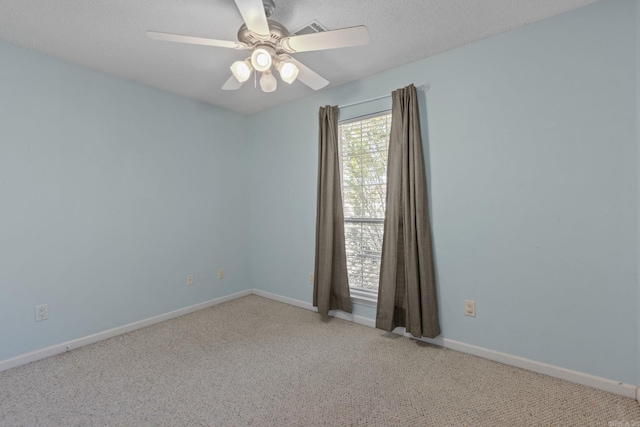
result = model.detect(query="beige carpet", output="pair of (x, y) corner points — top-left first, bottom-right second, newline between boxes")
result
(1, 295), (639, 426)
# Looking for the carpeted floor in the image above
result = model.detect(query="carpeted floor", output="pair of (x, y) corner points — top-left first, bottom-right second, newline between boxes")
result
(1, 295), (639, 426)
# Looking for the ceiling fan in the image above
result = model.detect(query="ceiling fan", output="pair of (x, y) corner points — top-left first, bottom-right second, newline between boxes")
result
(147, 0), (369, 93)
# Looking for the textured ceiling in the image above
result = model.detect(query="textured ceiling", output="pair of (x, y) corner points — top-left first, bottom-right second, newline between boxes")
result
(0, 0), (598, 114)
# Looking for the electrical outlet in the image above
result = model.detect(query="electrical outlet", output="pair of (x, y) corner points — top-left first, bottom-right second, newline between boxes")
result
(35, 304), (48, 322)
(218, 268), (224, 279)
(187, 274), (193, 286)
(464, 300), (476, 317)
(309, 273), (314, 284)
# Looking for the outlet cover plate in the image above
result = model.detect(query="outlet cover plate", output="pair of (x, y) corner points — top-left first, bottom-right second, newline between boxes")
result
(464, 300), (476, 317)
(35, 304), (48, 322)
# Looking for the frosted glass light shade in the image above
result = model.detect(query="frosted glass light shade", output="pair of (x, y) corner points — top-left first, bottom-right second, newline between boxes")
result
(260, 71), (277, 93)
(251, 48), (272, 72)
(277, 61), (299, 84)
(230, 59), (252, 83)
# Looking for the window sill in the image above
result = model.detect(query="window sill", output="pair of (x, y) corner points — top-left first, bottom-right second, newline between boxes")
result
(350, 289), (378, 308)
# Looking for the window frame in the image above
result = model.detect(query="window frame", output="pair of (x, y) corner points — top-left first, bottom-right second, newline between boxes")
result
(338, 109), (392, 307)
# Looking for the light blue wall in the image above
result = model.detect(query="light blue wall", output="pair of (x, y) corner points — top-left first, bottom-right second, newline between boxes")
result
(0, 42), (250, 359)
(636, 0), (640, 388)
(249, 0), (639, 384)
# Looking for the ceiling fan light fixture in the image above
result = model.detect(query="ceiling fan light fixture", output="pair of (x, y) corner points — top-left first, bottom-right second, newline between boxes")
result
(277, 60), (299, 84)
(251, 47), (273, 72)
(259, 70), (277, 93)
(230, 59), (252, 83)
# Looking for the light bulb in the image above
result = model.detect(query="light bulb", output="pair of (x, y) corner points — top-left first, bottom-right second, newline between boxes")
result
(277, 61), (299, 84)
(230, 59), (252, 83)
(251, 48), (272, 72)
(260, 71), (277, 93)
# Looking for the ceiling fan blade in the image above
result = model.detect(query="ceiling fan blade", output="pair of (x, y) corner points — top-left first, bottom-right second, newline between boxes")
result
(289, 58), (329, 90)
(281, 26), (369, 53)
(222, 75), (245, 91)
(147, 31), (248, 50)
(234, 0), (270, 37)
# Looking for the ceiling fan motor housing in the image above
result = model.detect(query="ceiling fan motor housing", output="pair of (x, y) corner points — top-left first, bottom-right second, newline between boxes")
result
(237, 20), (290, 54)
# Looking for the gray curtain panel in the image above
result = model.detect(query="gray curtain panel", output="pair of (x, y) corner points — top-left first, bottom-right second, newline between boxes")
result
(313, 105), (352, 316)
(376, 85), (441, 338)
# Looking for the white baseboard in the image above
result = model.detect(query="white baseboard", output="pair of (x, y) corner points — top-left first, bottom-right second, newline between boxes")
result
(417, 335), (638, 399)
(3, 287), (638, 402)
(0, 290), (252, 372)
(252, 289), (639, 400)
(251, 289), (376, 327)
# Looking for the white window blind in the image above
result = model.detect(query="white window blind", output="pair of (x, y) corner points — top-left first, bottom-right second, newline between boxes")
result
(339, 112), (392, 297)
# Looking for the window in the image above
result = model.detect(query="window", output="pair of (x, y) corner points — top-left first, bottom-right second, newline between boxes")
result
(339, 112), (392, 303)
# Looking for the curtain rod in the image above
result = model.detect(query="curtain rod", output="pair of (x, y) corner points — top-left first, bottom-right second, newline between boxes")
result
(338, 84), (430, 109)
